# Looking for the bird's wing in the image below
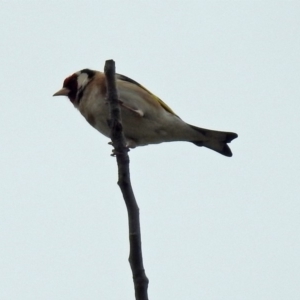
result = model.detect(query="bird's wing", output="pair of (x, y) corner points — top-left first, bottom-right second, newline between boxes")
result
(116, 73), (177, 116)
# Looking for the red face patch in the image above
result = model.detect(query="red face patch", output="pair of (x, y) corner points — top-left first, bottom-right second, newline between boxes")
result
(63, 74), (78, 103)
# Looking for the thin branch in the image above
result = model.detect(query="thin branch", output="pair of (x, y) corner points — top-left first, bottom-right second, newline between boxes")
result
(104, 60), (149, 300)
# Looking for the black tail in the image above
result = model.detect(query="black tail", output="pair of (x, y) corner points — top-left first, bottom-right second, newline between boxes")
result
(189, 125), (238, 157)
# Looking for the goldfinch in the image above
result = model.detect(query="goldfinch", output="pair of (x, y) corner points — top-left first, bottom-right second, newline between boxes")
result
(53, 69), (237, 156)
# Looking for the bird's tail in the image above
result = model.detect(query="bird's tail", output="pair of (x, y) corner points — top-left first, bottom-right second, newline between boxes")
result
(189, 124), (238, 157)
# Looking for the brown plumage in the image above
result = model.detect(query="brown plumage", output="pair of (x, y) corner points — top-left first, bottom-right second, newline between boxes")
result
(53, 69), (238, 157)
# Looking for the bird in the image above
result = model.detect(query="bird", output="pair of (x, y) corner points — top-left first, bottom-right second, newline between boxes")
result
(53, 69), (238, 157)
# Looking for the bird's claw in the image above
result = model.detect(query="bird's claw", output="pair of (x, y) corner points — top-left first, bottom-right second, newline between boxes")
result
(110, 146), (130, 157)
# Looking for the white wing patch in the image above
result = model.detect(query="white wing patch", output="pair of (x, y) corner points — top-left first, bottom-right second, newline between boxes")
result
(119, 101), (144, 117)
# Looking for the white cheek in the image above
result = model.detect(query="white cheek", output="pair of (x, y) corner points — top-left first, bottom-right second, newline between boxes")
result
(77, 73), (88, 88)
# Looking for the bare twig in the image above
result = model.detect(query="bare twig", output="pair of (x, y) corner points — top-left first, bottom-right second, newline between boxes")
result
(104, 60), (149, 300)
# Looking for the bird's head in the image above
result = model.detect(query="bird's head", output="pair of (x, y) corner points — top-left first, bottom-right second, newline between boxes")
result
(53, 69), (95, 104)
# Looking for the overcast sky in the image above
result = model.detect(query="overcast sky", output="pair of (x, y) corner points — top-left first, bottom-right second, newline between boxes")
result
(1, 1), (299, 300)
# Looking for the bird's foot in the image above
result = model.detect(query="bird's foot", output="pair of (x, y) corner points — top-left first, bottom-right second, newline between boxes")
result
(110, 145), (130, 157)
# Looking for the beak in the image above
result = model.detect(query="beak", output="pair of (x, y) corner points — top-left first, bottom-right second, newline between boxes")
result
(53, 87), (70, 97)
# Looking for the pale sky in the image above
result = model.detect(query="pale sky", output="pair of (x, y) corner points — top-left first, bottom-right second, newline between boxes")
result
(1, 1), (299, 299)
